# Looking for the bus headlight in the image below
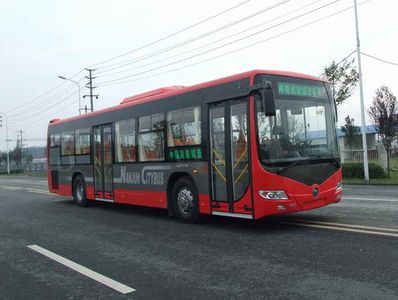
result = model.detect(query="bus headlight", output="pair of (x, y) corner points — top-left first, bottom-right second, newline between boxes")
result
(336, 181), (343, 191)
(259, 190), (288, 200)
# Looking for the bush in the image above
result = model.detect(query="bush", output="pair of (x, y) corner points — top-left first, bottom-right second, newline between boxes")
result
(0, 169), (24, 175)
(342, 163), (387, 179)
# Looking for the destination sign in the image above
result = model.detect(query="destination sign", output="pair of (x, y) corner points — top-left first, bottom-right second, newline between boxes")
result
(277, 82), (326, 98)
(169, 147), (203, 161)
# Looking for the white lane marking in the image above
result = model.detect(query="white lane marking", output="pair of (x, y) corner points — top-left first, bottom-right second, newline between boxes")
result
(27, 245), (135, 294)
(281, 222), (398, 238)
(343, 197), (398, 202)
(0, 185), (54, 196)
(0, 179), (36, 184)
(290, 219), (398, 233)
(0, 186), (21, 190)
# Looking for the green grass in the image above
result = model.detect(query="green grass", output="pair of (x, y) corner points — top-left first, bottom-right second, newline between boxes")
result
(390, 159), (398, 170)
(23, 172), (47, 177)
(342, 157), (398, 184)
(343, 170), (398, 185)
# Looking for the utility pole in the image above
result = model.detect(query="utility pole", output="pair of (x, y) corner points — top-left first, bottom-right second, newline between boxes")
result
(0, 113), (10, 175)
(83, 68), (98, 112)
(17, 129), (25, 168)
(354, 0), (369, 181)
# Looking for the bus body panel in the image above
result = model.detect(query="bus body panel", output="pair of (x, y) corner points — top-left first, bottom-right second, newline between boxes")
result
(47, 70), (341, 220)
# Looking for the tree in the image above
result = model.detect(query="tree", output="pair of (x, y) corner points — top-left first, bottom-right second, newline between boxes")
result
(368, 86), (398, 177)
(9, 147), (22, 167)
(323, 58), (359, 106)
(25, 154), (33, 164)
(341, 115), (360, 149)
(0, 151), (6, 165)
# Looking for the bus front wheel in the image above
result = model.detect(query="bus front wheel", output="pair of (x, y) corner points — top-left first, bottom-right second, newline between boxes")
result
(73, 175), (89, 207)
(172, 177), (200, 223)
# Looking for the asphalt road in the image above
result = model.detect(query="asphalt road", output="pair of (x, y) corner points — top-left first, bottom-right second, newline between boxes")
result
(0, 175), (397, 299)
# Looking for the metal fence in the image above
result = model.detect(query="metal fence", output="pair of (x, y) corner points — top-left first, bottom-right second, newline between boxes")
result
(341, 148), (378, 164)
(341, 146), (398, 170)
(0, 160), (47, 174)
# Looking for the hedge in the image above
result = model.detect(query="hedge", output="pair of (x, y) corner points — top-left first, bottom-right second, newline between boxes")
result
(342, 163), (387, 179)
(0, 169), (24, 175)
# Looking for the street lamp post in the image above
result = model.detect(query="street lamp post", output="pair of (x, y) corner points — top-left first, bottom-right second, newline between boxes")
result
(58, 76), (82, 115)
(0, 112), (10, 175)
(353, 0), (369, 181)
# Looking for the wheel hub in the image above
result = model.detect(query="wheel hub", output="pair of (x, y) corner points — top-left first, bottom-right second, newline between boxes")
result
(177, 188), (193, 215)
(76, 181), (84, 201)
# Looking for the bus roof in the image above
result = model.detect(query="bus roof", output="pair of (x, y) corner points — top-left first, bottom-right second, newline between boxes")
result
(49, 69), (326, 126)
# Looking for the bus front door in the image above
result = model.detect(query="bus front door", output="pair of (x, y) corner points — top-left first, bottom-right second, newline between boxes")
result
(93, 124), (114, 200)
(209, 99), (251, 217)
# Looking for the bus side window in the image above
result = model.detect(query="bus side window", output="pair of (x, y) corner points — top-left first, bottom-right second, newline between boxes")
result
(138, 113), (165, 162)
(75, 128), (91, 155)
(61, 131), (75, 156)
(115, 119), (136, 163)
(167, 106), (201, 147)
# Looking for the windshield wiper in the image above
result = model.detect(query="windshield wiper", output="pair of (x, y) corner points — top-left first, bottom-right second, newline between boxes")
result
(315, 155), (340, 167)
(277, 155), (340, 175)
(278, 158), (315, 175)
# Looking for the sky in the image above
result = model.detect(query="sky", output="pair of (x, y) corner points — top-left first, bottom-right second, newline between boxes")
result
(0, 0), (397, 151)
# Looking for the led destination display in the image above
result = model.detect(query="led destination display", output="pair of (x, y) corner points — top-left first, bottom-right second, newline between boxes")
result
(277, 82), (326, 98)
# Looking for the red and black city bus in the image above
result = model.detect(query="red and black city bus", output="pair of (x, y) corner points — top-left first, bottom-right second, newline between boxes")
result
(47, 70), (342, 223)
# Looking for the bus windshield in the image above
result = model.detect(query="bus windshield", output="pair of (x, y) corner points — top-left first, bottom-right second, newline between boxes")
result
(256, 78), (338, 168)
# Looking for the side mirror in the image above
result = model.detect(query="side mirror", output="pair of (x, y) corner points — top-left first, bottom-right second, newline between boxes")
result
(260, 81), (276, 116)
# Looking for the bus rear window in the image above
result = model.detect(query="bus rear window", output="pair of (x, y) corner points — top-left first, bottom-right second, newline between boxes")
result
(50, 134), (60, 147)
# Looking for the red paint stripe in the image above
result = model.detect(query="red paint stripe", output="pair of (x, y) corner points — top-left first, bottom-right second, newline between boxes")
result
(114, 189), (167, 208)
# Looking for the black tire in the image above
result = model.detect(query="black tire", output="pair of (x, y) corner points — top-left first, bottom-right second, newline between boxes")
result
(172, 177), (200, 223)
(73, 175), (89, 207)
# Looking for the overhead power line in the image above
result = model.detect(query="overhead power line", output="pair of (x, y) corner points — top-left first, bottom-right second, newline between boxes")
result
(95, 0), (293, 75)
(5, 69), (84, 114)
(361, 52), (398, 66)
(97, 0), (372, 88)
(89, 0), (253, 69)
(9, 90), (79, 123)
(3, 1), (270, 127)
(7, 77), (85, 118)
(96, 0), (341, 86)
(97, 0), (323, 78)
(319, 49), (356, 77)
(9, 93), (80, 128)
(335, 50), (357, 66)
(3, 1), (254, 123)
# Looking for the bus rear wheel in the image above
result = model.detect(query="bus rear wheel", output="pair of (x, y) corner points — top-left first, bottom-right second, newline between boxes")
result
(172, 177), (200, 223)
(73, 175), (89, 207)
